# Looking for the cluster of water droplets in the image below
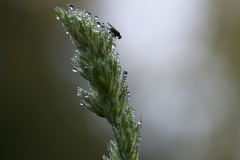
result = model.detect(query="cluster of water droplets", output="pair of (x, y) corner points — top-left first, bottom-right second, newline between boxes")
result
(110, 51), (119, 65)
(76, 86), (81, 96)
(56, 3), (121, 60)
(131, 108), (135, 118)
(56, 4), (93, 30)
(77, 87), (90, 106)
(107, 143), (112, 153)
(123, 70), (128, 79)
(116, 53), (120, 62)
(122, 70), (128, 88)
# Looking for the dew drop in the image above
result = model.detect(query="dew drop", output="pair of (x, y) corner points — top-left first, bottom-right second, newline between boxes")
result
(94, 16), (98, 20)
(77, 16), (82, 21)
(132, 111), (135, 117)
(56, 15), (59, 20)
(65, 29), (69, 34)
(72, 66), (77, 72)
(80, 101), (84, 105)
(138, 136), (142, 140)
(85, 11), (91, 16)
(96, 22), (101, 28)
(117, 66), (121, 72)
(112, 43), (116, 50)
(102, 23), (106, 29)
(131, 109), (135, 118)
(138, 121), (142, 127)
(123, 71), (128, 78)
(68, 3), (74, 10)
(78, 87), (83, 93)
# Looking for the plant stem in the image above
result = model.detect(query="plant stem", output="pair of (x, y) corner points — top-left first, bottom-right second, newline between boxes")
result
(55, 4), (142, 160)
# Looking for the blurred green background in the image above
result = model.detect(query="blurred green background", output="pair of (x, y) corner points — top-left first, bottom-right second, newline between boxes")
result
(1, 0), (240, 159)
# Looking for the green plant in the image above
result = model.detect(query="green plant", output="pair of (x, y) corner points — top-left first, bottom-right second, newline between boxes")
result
(55, 4), (142, 160)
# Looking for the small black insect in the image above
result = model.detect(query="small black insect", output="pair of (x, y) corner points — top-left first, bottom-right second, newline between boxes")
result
(107, 22), (122, 39)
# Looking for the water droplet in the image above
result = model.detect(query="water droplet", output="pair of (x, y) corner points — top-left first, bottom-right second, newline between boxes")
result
(77, 91), (80, 96)
(116, 57), (119, 62)
(56, 15), (59, 20)
(68, 3), (74, 10)
(94, 16), (98, 20)
(132, 112), (135, 117)
(117, 66), (121, 72)
(96, 22), (101, 28)
(80, 101), (84, 105)
(101, 23), (106, 29)
(123, 71), (128, 78)
(77, 16), (82, 21)
(138, 136), (142, 140)
(72, 66), (77, 72)
(65, 29), (69, 34)
(112, 43), (116, 50)
(85, 11), (91, 16)
(84, 95), (89, 98)
(93, 22), (101, 33)
(138, 121), (142, 127)
(131, 109), (135, 118)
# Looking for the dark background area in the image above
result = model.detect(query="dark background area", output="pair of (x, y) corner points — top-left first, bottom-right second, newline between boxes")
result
(1, 1), (111, 159)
